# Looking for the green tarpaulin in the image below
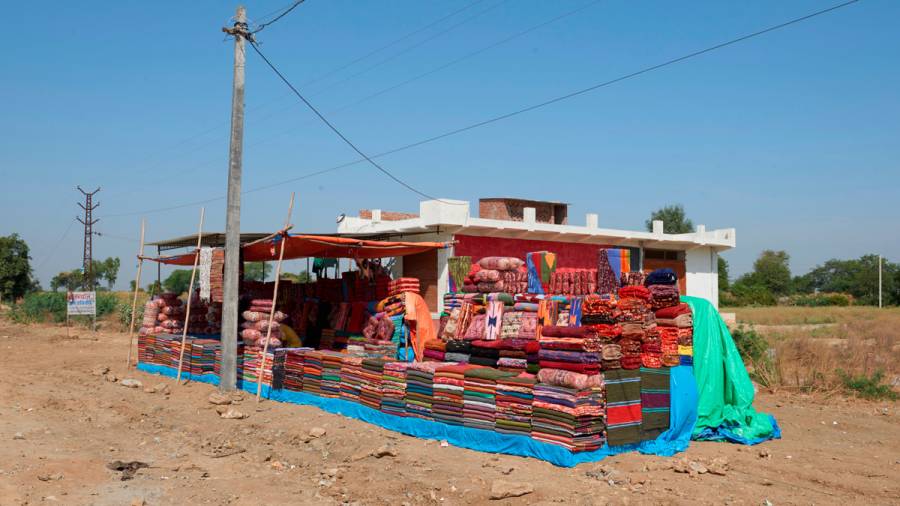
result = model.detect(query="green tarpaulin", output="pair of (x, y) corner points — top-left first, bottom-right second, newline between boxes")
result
(683, 296), (780, 444)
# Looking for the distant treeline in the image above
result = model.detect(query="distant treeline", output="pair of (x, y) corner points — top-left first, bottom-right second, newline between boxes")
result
(719, 252), (898, 307)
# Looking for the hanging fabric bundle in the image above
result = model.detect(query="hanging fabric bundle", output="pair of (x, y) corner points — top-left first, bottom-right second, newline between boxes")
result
(526, 251), (557, 294)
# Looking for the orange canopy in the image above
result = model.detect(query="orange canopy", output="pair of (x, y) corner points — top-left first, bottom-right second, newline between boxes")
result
(144, 252), (197, 266)
(242, 234), (450, 261)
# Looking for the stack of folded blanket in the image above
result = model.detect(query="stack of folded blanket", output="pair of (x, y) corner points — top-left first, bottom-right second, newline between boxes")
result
(495, 374), (537, 435)
(616, 286), (653, 370)
(405, 362), (445, 420)
(302, 350), (323, 396)
(644, 268), (680, 311)
(320, 351), (344, 398)
(532, 370), (606, 452)
(469, 339), (502, 368)
(640, 367), (671, 440)
(476, 256), (525, 294)
(283, 347), (310, 392)
(445, 339), (472, 363)
(463, 367), (516, 430)
(388, 277), (420, 297)
(525, 341), (540, 374)
(381, 362), (409, 417)
(339, 355), (364, 402)
(359, 358), (387, 410)
(433, 364), (474, 426)
(656, 303), (693, 366)
(423, 339), (446, 362)
(604, 369), (642, 446)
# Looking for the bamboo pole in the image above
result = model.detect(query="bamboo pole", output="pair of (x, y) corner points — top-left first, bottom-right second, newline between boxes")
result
(125, 220), (146, 368)
(256, 193), (295, 403)
(176, 208), (206, 384)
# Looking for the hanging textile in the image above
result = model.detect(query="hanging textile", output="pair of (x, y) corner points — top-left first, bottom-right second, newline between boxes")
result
(484, 300), (504, 341)
(535, 299), (558, 341)
(526, 251), (557, 295)
(448, 256), (471, 293)
(596, 250), (618, 296)
(198, 247), (213, 302)
(567, 297), (583, 327)
(604, 249), (631, 285)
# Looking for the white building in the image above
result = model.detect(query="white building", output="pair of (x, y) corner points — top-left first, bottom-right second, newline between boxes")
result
(338, 198), (734, 316)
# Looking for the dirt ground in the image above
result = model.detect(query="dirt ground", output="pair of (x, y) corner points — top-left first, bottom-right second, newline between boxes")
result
(1, 321), (898, 506)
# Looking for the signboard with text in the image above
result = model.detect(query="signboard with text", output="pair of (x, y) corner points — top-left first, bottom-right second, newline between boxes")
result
(67, 291), (96, 316)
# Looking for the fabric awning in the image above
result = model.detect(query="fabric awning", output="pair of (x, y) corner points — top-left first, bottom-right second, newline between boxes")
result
(242, 234), (450, 261)
(143, 252), (197, 266)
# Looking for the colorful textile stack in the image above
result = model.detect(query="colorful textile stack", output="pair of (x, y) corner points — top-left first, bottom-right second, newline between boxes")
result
(242, 347), (274, 387)
(475, 256), (525, 293)
(640, 367), (671, 440)
(320, 351), (343, 398)
(532, 370), (606, 452)
(463, 367), (515, 430)
(537, 328), (602, 375)
(340, 356), (364, 402)
(469, 339), (502, 368)
(656, 303), (693, 366)
(526, 251), (558, 295)
(283, 348), (310, 392)
(138, 299), (161, 337)
(445, 340), (472, 364)
(381, 362), (409, 417)
(186, 339), (219, 376)
(462, 315), (486, 341)
(617, 286), (653, 370)
(423, 339), (446, 362)
(604, 369), (642, 446)
(388, 278), (420, 297)
(241, 299), (286, 348)
(406, 362), (444, 420)
(645, 268), (680, 311)
(139, 294), (185, 336)
(302, 350), (324, 396)
(433, 364), (472, 426)
(495, 375), (536, 435)
(499, 311), (524, 339)
(319, 328), (336, 350)
(360, 358), (387, 410)
(547, 269), (596, 295)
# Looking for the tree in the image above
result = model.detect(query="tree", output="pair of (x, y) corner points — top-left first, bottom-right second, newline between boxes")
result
(645, 204), (694, 234)
(164, 269), (194, 295)
(50, 269), (85, 292)
(244, 262), (272, 282)
(794, 255), (898, 305)
(736, 250), (792, 296)
(98, 257), (120, 290)
(0, 234), (37, 301)
(717, 256), (730, 291)
(282, 270), (312, 283)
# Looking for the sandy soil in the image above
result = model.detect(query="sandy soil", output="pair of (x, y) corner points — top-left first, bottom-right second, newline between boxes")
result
(0, 321), (898, 506)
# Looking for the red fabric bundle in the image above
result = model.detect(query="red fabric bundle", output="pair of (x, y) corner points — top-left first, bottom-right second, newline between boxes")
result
(618, 285), (651, 301)
(655, 303), (691, 319)
(537, 361), (600, 375)
(540, 325), (598, 339)
(524, 341), (541, 354)
(620, 356), (642, 369)
(470, 339), (508, 349)
(641, 355), (662, 368)
(585, 323), (622, 338)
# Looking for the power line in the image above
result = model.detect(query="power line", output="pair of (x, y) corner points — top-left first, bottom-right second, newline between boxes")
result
(105, 1), (491, 193)
(34, 218), (78, 272)
(251, 0), (305, 34)
(250, 40), (457, 203)
(102, 0), (860, 219)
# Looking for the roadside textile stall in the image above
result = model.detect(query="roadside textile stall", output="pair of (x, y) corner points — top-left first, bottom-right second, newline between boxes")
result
(137, 241), (779, 467)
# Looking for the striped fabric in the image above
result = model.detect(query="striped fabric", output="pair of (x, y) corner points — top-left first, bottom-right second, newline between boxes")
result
(604, 369), (642, 446)
(640, 367), (671, 441)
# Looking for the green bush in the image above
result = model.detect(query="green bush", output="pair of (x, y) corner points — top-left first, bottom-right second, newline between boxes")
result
(8, 291), (119, 324)
(837, 369), (898, 400)
(731, 325), (778, 387)
(787, 292), (852, 307)
(118, 299), (144, 329)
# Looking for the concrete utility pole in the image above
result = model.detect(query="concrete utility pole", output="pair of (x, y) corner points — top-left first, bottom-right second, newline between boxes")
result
(219, 6), (248, 391)
(878, 254), (883, 308)
(76, 186), (100, 290)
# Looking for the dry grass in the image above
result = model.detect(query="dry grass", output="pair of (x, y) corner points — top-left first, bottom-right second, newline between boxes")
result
(725, 306), (900, 396)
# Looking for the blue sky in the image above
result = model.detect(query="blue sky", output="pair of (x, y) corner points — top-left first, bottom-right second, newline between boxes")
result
(2, 0), (898, 290)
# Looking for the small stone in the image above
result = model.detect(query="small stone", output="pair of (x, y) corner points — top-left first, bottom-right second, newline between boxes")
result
(707, 457), (728, 476)
(689, 461), (708, 475)
(219, 408), (247, 420)
(131, 498), (146, 506)
(13, 432), (25, 440)
(208, 392), (232, 406)
(120, 379), (142, 389)
(371, 445), (397, 458)
(91, 366), (110, 376)
(489, 480), (534, 500)
(308, 427), (326, 438)
(758, 448), (771, 459)
(105, 374), (118, 383)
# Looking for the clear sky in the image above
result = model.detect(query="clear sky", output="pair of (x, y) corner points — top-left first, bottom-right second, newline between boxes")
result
(2, 0), (898, 290)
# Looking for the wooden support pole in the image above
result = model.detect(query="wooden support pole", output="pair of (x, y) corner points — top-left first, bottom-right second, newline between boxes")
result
(176, 208), (206, 384)
(256, 193), (295, 403)
(125, 220), (146, 368)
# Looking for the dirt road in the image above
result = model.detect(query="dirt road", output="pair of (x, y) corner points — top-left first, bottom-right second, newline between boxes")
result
(1, 321), (898, 505)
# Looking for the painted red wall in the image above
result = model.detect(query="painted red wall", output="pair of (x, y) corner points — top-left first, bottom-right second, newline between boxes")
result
(453, 234), (635, 270)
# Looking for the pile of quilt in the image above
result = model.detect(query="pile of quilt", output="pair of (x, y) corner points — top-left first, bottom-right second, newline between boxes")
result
(320, 351), (344, 398)
(302, 350), (324, 396)
(495, 374), (537, 435)
(463, 367), (515, 430)
(360, 358), (387, 410)
(339, 355), (364, 402)
(640, 367), (671, 440)
(241, 299), (286, 348)
(381, 361), (409, 417)
(531, 369), (606, 452)
(656, 303), (694, 365)
(433, 364), (474, 426)
(405, 361), (445, 419)
(616, 286), (653, 370)
(388, 278), (420, 297)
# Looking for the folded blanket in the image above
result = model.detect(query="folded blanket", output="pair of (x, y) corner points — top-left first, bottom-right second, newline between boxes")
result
(537, 368), (603, 390)
(538, 349), (601, 364)
(538, 360), (600, 375)
(655, 303), (691, 319)
(645, 268), (677, 286)
(618, 285), (651, 301)
(478, 257), (524, 271)
(540, 325), (598, 339)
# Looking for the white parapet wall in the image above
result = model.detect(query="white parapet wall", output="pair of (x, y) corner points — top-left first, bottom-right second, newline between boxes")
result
(685, 246), (720, 308)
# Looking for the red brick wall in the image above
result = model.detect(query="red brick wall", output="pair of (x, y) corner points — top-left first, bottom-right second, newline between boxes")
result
(358, 210), (418, 221)
(478, 199), (566, 224)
